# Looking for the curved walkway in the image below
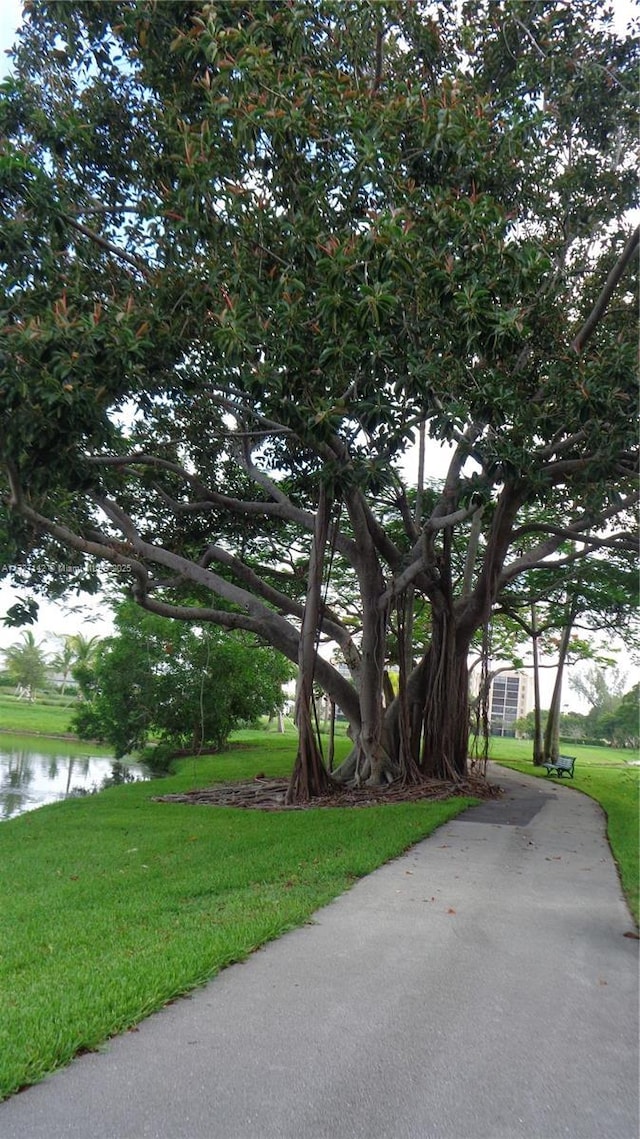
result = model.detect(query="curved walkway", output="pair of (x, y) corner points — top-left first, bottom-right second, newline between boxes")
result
(2, 764), (638, 1139)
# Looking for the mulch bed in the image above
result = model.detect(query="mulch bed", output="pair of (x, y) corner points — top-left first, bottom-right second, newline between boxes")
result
(152, 772), (502, 811)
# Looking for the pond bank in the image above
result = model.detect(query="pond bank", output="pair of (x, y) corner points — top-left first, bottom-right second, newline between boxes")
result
(0, 735), (146, 821)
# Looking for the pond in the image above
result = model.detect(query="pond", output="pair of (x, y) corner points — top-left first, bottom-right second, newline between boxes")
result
(0, 734), (148, 821)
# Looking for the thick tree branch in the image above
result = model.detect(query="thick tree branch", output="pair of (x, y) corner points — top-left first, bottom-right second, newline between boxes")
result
(87, 493), (360, 703)
(90, 450), (314, 521)
(511, 493), (638, 545)
(89, 450), (361, 563)
(5, 492), (150, 585)
(509, 525), (637, 554)
(89, 494), (302, 622)
(132, 582), (361, 725)
(5, 479), (364, 725)
(130, 592), (276, 636)
(378, 500), (482, 608)
(65, 216), (152, 278)
(536, 429), (588, 459)
(434, 422), (484, 515)
(197, 542), (355, 650)
(456, 479), (530, 640)
(237, 435), (293, 506)
(357, 492), (404, 569)
(572, 225), (639, 353)
(497, 526), (636, 587)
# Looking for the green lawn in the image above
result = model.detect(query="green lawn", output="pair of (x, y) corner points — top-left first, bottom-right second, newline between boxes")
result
(0, 693), (77, 736)
(0, 734), (476, 1100)
(487, 737), (639, 925)
(483, 735), (638, 768)
(1, 719), (636, 1100)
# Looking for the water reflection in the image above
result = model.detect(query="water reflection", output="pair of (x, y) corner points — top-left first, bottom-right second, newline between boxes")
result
(0, 737), (148, 820)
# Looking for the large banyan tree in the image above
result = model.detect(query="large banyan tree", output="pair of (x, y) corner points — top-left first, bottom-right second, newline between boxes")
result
(0, 1), (637, 796)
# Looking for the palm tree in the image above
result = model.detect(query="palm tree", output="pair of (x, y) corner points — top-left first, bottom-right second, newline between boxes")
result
(67, 633), (102, 691)
(50, 633), (102, 695)
(68, 633), (101, 661)
(2, 632), (49, 697)
(50, 637), (75, 696)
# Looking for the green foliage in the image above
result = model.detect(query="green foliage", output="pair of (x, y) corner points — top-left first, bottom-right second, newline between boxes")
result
(0, 1), (637, 783)
(495, 546), (640, 667)
(1, 2), (636, 530)
(515, 681), (640, 749)
(2, 597), (39, 628)
(566, 666), (639, 747)
(569, 664), (626, 712)
(71, 602), (293, 757)
(0, 735), (474, 1099)
(609, 684), (640, 749)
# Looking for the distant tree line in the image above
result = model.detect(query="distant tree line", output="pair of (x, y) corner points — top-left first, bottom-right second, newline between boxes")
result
(514, 669), (639, 749)
(0, 630), (100, 698)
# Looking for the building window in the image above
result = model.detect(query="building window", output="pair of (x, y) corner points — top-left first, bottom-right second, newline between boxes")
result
(489, 673), (526, 737)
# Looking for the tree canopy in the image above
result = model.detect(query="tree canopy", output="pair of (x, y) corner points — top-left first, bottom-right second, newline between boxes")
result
(0, 1), (637, 795)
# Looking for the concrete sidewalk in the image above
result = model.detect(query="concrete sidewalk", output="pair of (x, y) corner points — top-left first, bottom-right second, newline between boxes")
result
(1, 764), (638, 1139)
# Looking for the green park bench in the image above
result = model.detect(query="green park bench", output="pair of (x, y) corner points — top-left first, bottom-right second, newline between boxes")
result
(541, 755), (576, 779)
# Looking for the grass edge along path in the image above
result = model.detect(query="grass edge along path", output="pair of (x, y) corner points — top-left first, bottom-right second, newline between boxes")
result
(0, 736), (476, 1101)
(492, 753), (639, 927)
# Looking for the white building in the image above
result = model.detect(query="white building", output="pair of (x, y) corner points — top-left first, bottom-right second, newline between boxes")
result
(488, 670), (533, 737)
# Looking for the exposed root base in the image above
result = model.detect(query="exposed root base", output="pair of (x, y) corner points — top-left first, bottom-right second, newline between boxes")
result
(153, 773), (501, 811)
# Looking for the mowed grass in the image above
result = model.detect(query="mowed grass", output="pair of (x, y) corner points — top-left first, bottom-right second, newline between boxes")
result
(0, 693), (77, 736)
(0, 734), (476, 1100)
(487, 737), (639, 925)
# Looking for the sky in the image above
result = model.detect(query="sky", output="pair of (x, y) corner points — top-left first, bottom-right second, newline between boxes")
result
(0, 2), (636, 709)
(0, 0), (21, 68)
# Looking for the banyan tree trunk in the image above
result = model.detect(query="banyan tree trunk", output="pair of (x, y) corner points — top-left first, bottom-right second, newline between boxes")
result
(286, 714), (332, 803)
(420, 613), (470, 781)
(286, 485), (334, 804)
(395, 592), (423, 786)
